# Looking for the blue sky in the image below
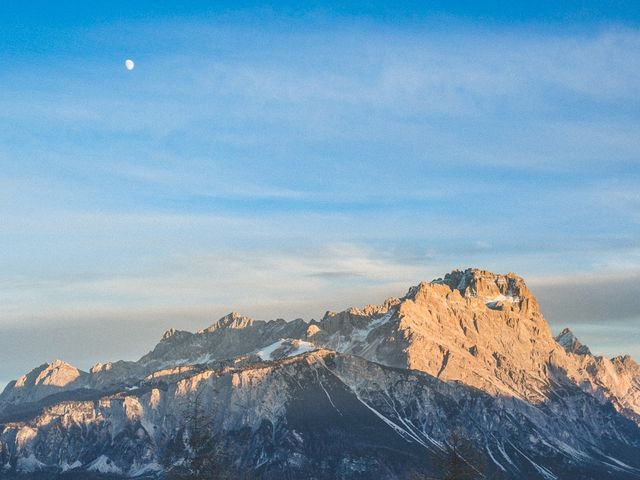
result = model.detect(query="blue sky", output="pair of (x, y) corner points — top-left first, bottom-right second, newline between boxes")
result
(1, 2), (640, 385)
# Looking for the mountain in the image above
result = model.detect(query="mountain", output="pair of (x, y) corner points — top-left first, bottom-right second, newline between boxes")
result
(555, 328), (592, 356)
(0, 360), (85, 410)
(1, 268), (639, 479)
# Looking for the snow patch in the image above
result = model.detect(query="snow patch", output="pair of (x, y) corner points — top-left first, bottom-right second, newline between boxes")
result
(313, 368), (342, 415)
(495, 441), (519, 470)
(508, 441), (558, 480)
(171, 354), (214, 366)
(350, 312), (393, 342)
(485, 294), (519, 309)
(87, 455), (123, 475)
(351, 391), (428, 449)
(257, 340), (286, 360)
(129, 461), (164, 476)
(289, 340), (316, 357)
(257, 339), (317, 361)
(16, 454), (46, 473)
(555, 441), (592, 462)
(60, 460), (82, 472)
(601, 454), (637, 472)
(486, 442), (507, 472)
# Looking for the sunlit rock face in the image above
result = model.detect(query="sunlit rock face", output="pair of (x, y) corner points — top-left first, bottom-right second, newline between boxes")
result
(15, 360), (81, 390)
(413, 274), (560, 404)
(0, 269), (639, 479)
(0, 360), (84, 409)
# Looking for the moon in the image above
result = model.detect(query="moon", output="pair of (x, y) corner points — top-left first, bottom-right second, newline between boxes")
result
(125, 59), (135, 71)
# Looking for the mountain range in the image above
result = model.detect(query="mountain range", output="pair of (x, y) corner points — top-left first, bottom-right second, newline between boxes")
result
(1, 268), (639, 479)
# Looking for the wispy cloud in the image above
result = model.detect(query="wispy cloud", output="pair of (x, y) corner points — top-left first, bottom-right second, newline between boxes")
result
(0, 243), (437, 324)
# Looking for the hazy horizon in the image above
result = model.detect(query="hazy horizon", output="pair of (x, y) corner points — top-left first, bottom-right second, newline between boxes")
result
(1, 268), (638, 389)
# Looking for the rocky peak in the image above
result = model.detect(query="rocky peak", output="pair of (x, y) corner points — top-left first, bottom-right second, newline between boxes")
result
(203, 312), (255, 333)
(90, 362), (114, 374)
(15, 360), (82, 389)
(612, 354), (639, 369)
(345, 298), (401, 318)
(160, 327), (193, 342)
(320, 305), (394, 336)
(320, 310), (362, 335)
(161, 328), (178, 341)
(37, 360), (82, 387)
(555, 328), (592, 356)
(423, 268), (539, 316)
(0, 360), (84, 409)
(434, 268), (523, 298)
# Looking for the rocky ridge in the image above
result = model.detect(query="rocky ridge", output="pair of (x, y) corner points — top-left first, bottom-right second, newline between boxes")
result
(0, 268), (639, 479)
(555, 328), (592, 356)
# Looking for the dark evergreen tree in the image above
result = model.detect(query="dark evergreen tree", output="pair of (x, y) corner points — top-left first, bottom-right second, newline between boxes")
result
(167, 390), (223, 479)
(438, 430), (485, 480)
(410, 430), (486, 480)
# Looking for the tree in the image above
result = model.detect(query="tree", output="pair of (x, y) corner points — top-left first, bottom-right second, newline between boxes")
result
(0, 441), (8, 467)
(437, 430), (485, 480)
(410, 430), (486, 480)
(167, 390), (223, 479)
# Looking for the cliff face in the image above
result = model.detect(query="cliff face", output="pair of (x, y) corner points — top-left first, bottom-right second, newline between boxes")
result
(1, 269), (639, 479)
(374, 271), (556, 401)
(0, 360), (84, 411)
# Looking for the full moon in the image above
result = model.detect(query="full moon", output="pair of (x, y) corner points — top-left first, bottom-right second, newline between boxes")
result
(125, 59), (135, 71)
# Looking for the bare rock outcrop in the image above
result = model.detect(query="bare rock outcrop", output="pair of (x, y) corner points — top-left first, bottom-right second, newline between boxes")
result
(555, 327), (592, 355)
(0, 360), (84, 409)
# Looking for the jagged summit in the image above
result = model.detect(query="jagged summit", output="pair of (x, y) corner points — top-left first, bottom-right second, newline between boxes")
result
(555, 327), (592, 355)
(0, 359), (84, 408)
(160, 327), (192, 342)
(15, 359), (82, 389)
(203, 311), (255, 332)
(431, 268), (532, 301)
(404, 268), (540, 318)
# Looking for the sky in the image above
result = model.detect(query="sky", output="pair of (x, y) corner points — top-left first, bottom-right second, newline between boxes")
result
(1, 1), (640, 386)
